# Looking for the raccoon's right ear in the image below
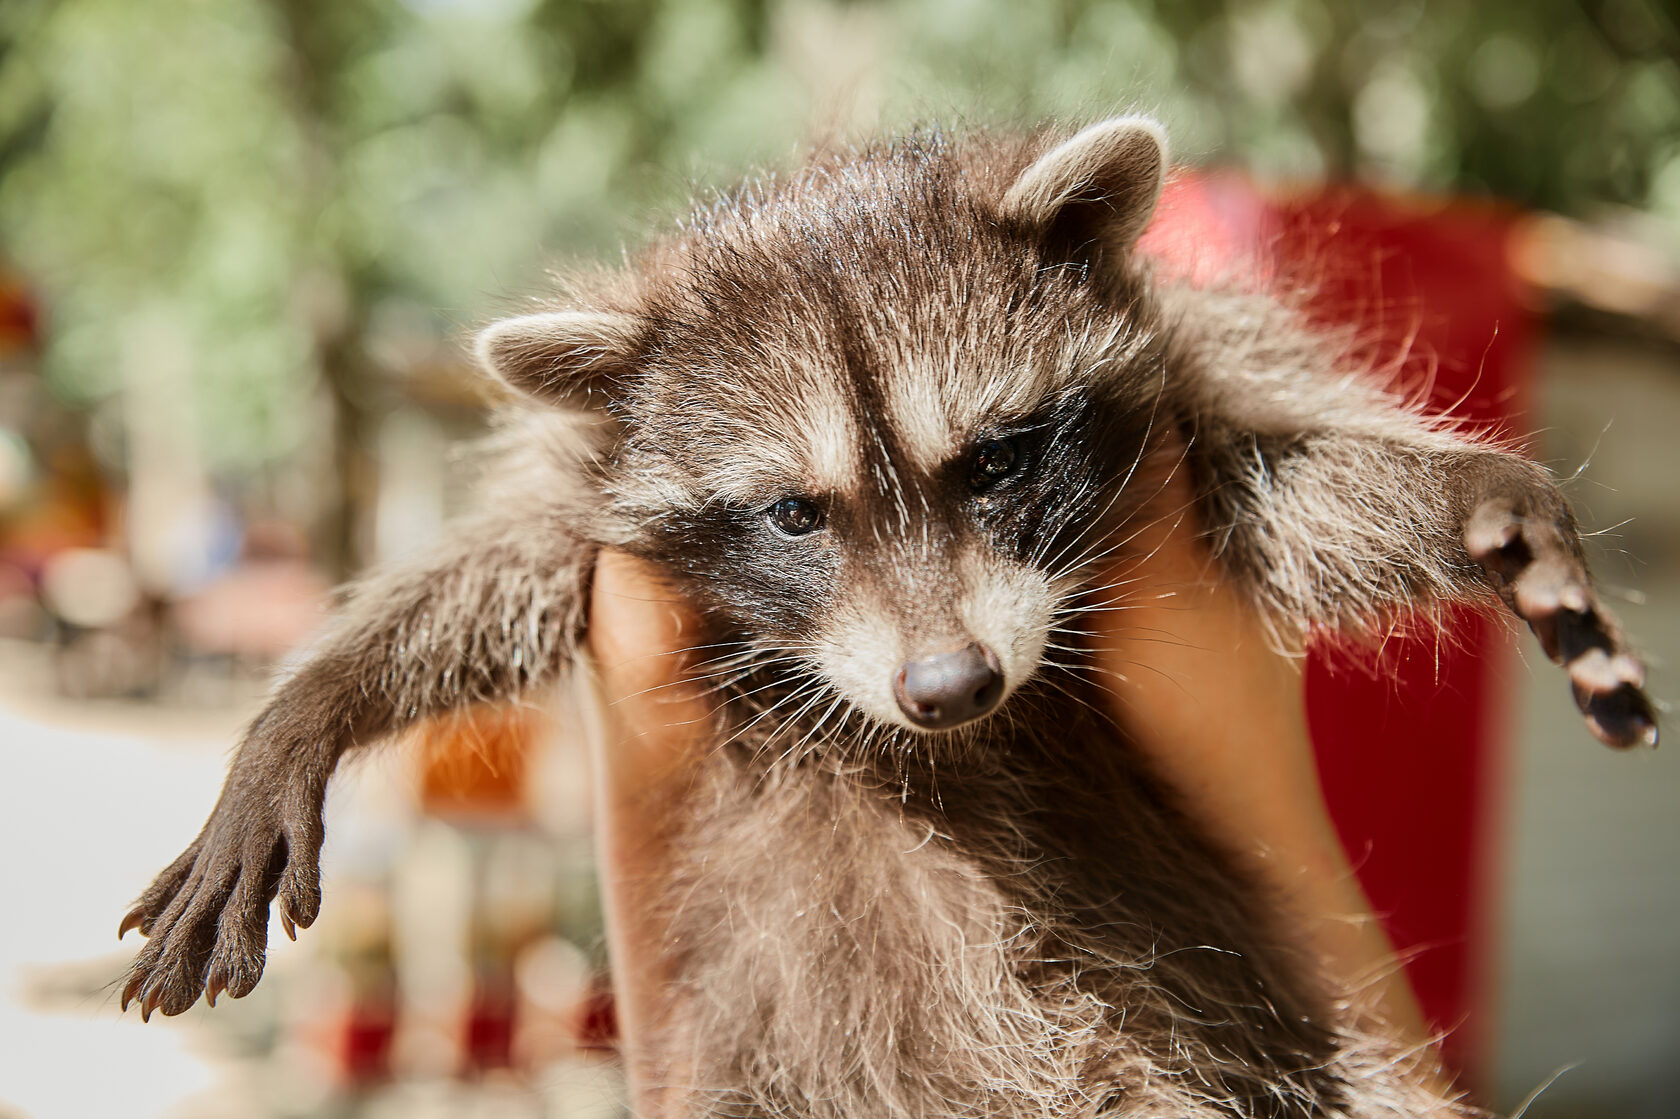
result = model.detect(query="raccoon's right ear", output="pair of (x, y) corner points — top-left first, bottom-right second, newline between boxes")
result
(1002, 116), (1168, 266)
(474, 310), (641, 408)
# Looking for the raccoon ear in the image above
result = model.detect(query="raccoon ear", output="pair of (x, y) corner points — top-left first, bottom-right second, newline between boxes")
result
(1002, 116), (1168, 263)
(474, 310), (640, 407)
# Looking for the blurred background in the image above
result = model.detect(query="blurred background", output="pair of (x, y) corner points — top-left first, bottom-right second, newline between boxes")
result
(0, 0), (1676, 1116)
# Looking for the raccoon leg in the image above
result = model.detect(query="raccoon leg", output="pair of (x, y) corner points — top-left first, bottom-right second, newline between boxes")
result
(119, 508), (594, 1019)
(1186, 421), (1656, 750)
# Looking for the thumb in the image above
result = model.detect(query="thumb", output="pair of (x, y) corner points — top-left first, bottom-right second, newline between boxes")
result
(588, 548), (717, 807)
(585, 548), (715, 1105)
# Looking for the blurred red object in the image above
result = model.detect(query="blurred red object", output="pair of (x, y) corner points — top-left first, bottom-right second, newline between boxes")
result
(0, 273), (40, 354)
(339, 995), (398, 1086)
(1141, 176), (1531, 1082)
(464, 975), (518, 1073)
(574, 981), (619, 1054)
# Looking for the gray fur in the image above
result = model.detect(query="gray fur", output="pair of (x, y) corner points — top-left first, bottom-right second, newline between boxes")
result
(121, 117), (1654, 1116)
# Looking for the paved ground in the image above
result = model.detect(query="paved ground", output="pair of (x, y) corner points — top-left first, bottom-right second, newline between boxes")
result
(0, 666), (257, 1119)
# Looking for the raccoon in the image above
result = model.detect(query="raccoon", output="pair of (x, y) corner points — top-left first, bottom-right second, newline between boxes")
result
(119, 117), (1655, 1116)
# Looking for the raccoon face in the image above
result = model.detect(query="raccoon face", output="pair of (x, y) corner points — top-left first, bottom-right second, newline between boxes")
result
(610, 373), (1159, 734)
(478, 117), (1169, 734)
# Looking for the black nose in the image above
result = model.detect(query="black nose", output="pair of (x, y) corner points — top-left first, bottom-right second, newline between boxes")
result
(893, 643), (1004, 729)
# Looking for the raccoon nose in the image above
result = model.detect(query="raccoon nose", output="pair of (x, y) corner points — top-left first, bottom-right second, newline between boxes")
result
(893, 643), (1004, 729)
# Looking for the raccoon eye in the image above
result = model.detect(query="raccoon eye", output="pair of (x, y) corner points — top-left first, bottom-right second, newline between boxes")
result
(969, 438), (1019, 490)
(767, 497), (824, 538)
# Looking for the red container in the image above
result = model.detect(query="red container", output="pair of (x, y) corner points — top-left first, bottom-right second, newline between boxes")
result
(1142, 174), (1533, 1081)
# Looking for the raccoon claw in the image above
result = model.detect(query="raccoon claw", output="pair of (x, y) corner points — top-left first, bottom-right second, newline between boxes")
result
(204, 967), (225, 1008)
(120, 777), (326, 1018)
(1466, 497), (1658, 750)
(119, 971), (144, 1014)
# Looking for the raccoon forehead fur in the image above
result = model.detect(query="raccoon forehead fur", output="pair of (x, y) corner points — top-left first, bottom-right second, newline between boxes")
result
(496, 126), (1165, 502)
(122, 114), (1655, 1119)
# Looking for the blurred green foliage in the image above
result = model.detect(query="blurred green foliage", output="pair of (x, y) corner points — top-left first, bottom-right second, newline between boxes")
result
(0, 0), (1675, 482)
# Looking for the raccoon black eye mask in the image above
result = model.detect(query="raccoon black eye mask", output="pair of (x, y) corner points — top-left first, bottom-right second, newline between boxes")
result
(119, 116), (1656, 1116)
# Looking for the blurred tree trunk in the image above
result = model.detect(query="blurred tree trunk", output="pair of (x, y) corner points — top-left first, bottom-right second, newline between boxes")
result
(273, 0), (375, 580)
(316, 316), (377, 580)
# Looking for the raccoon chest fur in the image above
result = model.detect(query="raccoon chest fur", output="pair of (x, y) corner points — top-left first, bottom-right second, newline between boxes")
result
(642, 693), (1346, 1119)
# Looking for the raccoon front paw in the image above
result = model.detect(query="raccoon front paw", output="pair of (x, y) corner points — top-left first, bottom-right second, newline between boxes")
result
(1465, 497), (1657, 749)
(118, 778), (324, 1020)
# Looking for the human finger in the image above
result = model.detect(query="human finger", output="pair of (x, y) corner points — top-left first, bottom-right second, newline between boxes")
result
(588, 548), (716, 807)
(586, 549), (716, 1108)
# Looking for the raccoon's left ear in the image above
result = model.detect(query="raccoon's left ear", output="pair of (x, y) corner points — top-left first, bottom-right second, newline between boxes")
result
(1002, 116), (1167, 264)
(475, 310), (641, 409)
